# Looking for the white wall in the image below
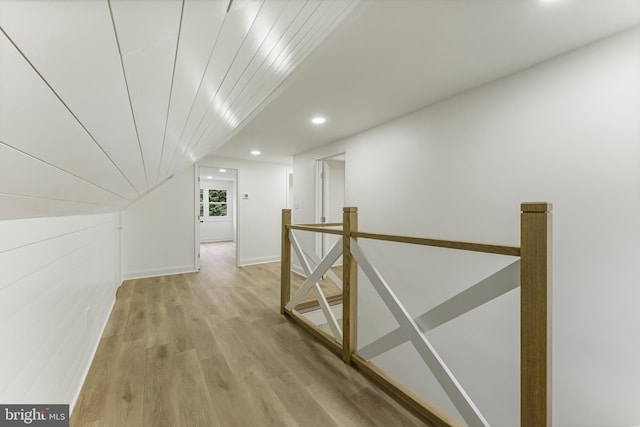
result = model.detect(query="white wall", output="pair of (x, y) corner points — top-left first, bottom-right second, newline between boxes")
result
(122, 164), (197, 279)
(293, 27), (640, 427)
(0, 213), (119, 410)
(200, 155), (290, 266)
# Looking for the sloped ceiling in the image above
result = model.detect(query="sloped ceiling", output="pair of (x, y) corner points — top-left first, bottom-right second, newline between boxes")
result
(1, 0), (639, 221)
(0, 0), (356, 220)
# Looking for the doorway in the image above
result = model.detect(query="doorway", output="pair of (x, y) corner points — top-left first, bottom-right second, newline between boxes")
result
(316, 154), (345, 258)
(197, 166), (238, 268)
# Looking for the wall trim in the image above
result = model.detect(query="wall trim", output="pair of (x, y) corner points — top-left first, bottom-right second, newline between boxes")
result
(201, 237), (235, 243)
(123, 265), (197, 280)
(292, 264), (306, 278)
(238, 255), (280, 267)
(69, 295), (116, 414)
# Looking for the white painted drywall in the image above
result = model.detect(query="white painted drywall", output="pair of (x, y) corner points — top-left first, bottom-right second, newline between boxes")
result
(122, 164), (197, 279)
(200, 156), (290, 266)
(293, 27), (640, 427)
(0, 213), (119, 410)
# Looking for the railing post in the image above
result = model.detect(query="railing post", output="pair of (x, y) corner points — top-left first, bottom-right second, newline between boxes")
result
(281, 209), (292, 315)
(521, 202), (552, 427)
(343, 207), (358, 363)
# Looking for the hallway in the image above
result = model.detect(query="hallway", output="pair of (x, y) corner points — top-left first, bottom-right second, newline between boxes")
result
(71, 242), (426, 426)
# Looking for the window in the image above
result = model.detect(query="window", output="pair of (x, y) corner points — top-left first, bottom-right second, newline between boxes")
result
(208, 189), (228, 217)
(200, 183), (231, 221)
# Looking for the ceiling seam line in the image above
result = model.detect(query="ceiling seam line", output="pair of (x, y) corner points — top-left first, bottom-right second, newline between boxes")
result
(186, 0), (317, 159)
(0, 25), (142, 198)
(119, 173), (175, 212)
(0, 140), (131, 202)
(162, 7), (232, 179)
(166, 0), (268, 175)
(184, 0), (297, 159)
(107, 0), (149, 191)
(228, 0), (322, 113)
(188, 0), (327, 159)
(231, 0), (349, 126)
(157, 0), (186, 184)
(213, 0), (327, 136)
(240, 0), (357, 129)
(170, 0), (268, 168)
(167, 0), (268, 176)
(209, 0), (355, 157)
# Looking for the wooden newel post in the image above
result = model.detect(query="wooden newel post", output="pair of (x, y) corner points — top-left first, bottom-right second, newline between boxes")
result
(520, 202), (552, 427)
(281, 209), (292, 315)
(343, 207), (358, 363)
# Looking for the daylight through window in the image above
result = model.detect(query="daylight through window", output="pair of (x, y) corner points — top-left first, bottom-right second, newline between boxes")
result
(208, 189), (228, 217)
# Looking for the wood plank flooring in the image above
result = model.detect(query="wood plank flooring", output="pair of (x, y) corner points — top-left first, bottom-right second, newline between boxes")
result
(71, 241), (428, 426)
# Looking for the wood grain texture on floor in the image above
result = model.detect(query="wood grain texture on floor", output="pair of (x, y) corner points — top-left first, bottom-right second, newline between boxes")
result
(71, 241), (428, 427)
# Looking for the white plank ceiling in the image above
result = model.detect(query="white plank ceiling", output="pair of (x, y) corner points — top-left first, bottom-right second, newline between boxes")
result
(0, 0), (356, 220)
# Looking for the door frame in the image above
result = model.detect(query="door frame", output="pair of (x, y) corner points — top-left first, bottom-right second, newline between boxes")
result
(315, 153), (345, 258)
(194, 164), (201, 271)
(195, 163), (240, 267)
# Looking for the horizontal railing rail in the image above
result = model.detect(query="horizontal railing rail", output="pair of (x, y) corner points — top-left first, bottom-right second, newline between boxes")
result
(297, 222), (344, 227)
(352, 231), (521, 256)
(281, 203), (551, 427)
(287, 224), (344, 235)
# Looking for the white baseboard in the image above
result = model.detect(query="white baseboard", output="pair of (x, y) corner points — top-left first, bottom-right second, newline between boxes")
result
(291, 264), (307, 278)
(238, 255), (280, 266)
(201, 237), (235, 243)
(69, 295), (116, 414)
(123, 265), (197, 280)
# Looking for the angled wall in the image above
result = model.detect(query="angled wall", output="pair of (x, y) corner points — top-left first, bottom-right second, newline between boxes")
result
(122, 165), (197, 280)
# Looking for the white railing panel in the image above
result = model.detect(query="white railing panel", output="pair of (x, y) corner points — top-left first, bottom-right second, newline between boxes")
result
(358, 260), (520, 360)
(286, 232), (343, 309)
(300, 246), (343, 290)
(351, 238), (490, 427)
(286, 231), (343, 341)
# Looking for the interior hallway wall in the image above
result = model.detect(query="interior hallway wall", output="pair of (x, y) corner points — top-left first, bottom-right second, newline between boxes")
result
(0, 213), (119, 410)
(122, 164), (196, 279)
(293, 27), (640, 427)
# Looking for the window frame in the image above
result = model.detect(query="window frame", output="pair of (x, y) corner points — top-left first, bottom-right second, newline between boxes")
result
(199, 182), (232, 222)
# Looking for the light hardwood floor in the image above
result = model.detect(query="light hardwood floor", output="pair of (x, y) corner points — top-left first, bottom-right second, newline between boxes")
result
(71, 241), (428, 426)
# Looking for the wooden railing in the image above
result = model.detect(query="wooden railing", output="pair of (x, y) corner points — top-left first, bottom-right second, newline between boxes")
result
(281, 203), (552, 427)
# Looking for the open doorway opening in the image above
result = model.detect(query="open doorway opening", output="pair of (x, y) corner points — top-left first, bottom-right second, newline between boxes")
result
(198, 166), (238, 268)
(316, 153), (345, 258)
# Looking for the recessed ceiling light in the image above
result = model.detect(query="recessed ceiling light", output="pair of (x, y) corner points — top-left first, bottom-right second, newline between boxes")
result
(219, 169), (227, 173)
(206, 176), (213, 179)
(312, 116), (326, 125)
(251, 150), (261, 156)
